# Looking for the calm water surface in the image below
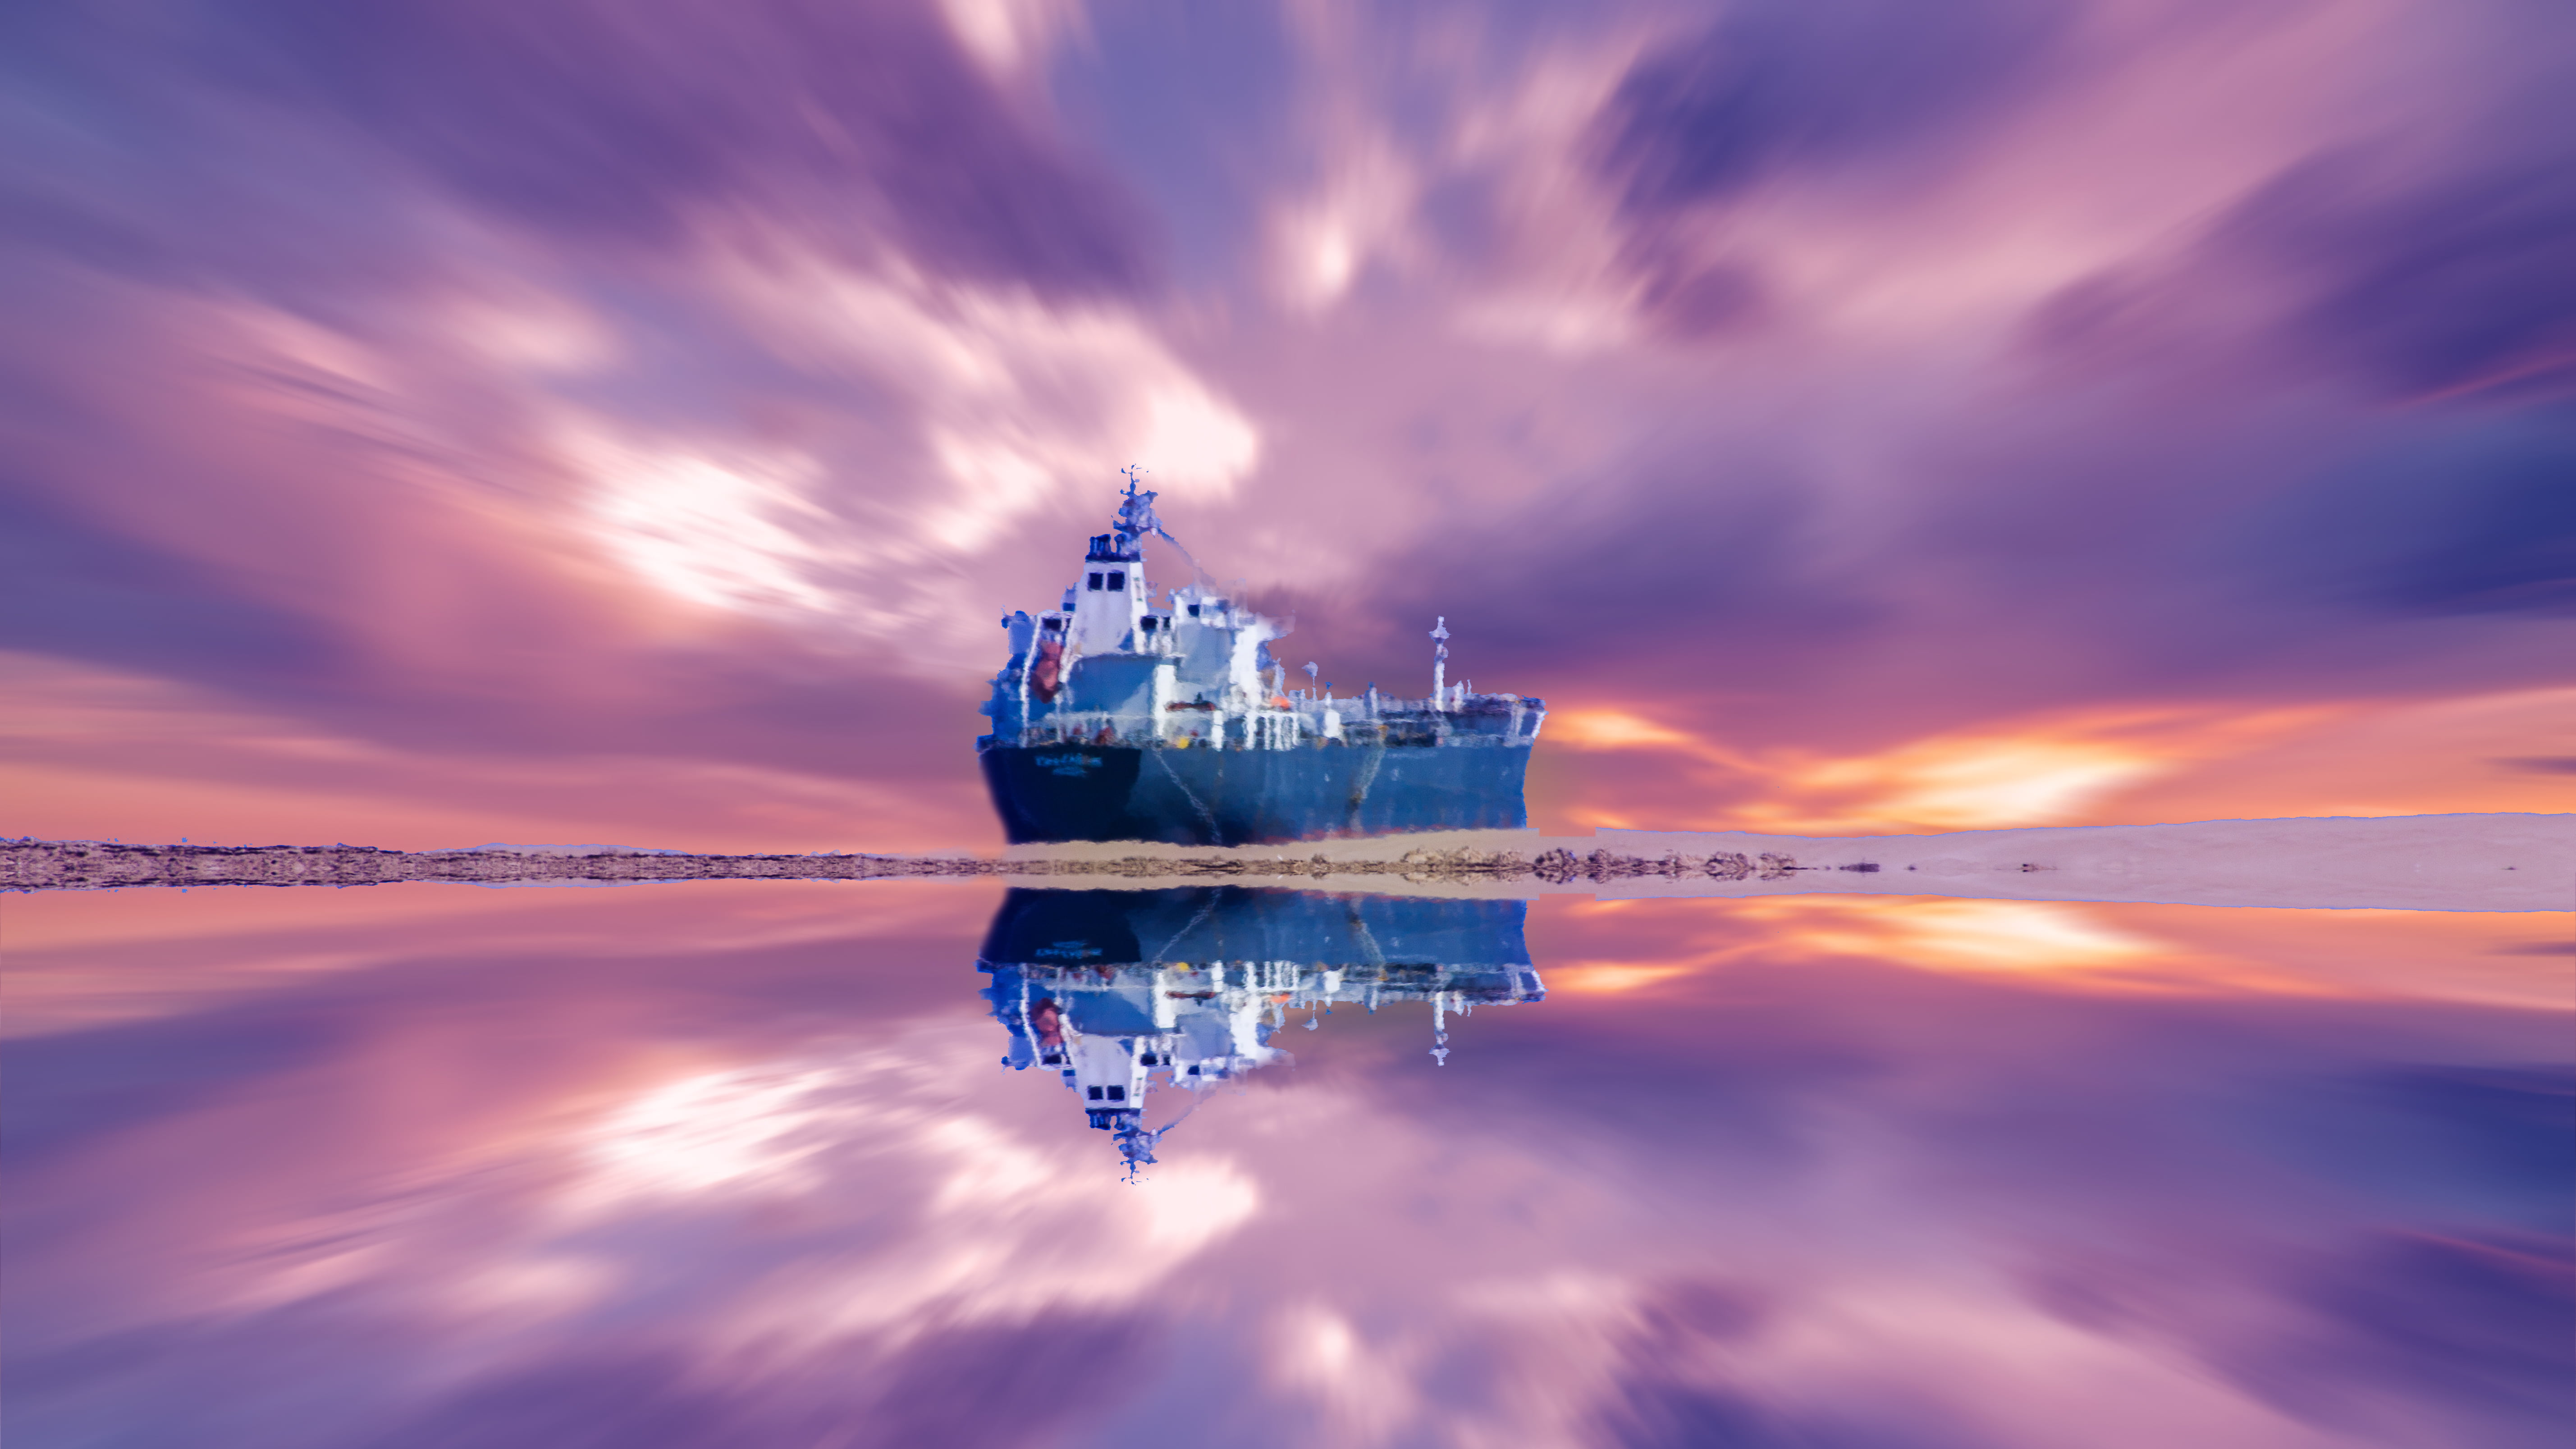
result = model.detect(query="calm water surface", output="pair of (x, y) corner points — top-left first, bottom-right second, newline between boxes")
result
(5, 879), (2568, 1448)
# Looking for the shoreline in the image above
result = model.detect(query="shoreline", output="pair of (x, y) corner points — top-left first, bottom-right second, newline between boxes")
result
(6, 813), (2569, 912)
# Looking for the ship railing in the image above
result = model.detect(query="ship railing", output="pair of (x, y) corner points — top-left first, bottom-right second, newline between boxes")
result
(1014, 708), (1297, 750)
(1019, 695), (1542, 749)
(1288, 689), (1541, 724)
(1291, 699), (1543, 746)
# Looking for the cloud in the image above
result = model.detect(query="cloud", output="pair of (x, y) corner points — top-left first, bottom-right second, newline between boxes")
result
(2224, 142), (2576, 405)
(210, 0), (1154, 293)
(0, 0), (1270, 809)
(574, 437), (842, 617)
(4, 0), (2573, 849)
(1595, 0), (2068, 215)
(939, 0), (1088, 78)
(534, 246), (1266, 651)
(709, 247), (1259, 560)
(2247, 416), (2576, 617)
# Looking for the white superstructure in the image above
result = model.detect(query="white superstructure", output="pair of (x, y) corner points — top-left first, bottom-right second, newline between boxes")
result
(980, 476), (1542, 753)
(985, 949), (1545, 1172)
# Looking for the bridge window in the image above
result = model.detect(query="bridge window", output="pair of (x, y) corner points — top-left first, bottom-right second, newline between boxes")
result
(1106, 571), (1125, 592)
(1087, 572), (1103, 591)
(1140, 617), (1158, 633)
(1107, 1085), (1126, 1101)
(1186, 603), (1199, 617)
(1086, 1086), (1104, 1100)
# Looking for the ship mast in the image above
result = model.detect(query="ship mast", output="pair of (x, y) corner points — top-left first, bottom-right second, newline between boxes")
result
(1113, 464), (1205, 581)
(1430, 617), (1450, 708)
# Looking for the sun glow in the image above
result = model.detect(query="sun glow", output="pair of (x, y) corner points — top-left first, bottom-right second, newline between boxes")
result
(1786, 734), (2170, 829)
(1552, 704), (2336, 831)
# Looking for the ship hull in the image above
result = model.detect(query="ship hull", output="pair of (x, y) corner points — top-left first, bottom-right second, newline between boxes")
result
(979, 742), (1533, 846)
(980, 886), (1532, 970)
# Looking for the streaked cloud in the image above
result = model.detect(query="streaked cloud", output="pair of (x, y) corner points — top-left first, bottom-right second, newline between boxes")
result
(1, 0), (2567, 846)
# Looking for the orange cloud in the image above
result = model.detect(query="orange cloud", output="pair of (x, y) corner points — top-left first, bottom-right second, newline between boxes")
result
(1551, 687), (2576, 837)
(1745, 707), (2338, 832)
(1549, 701), (2336, 832)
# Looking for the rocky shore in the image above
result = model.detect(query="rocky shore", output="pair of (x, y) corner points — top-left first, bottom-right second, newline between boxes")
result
(3, 839), (1816, 892)
(10, 813), (2563, 910)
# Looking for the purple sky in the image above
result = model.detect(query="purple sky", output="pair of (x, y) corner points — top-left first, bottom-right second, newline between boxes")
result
(3, 0), (2570, 848)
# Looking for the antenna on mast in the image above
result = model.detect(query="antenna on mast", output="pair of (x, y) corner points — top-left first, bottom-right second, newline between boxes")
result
(1430, 617), (1450, 705)
(1113, 465), (1209, 585)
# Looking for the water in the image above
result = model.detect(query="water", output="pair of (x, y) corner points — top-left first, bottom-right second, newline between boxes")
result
(4, 877), (2568, 1448)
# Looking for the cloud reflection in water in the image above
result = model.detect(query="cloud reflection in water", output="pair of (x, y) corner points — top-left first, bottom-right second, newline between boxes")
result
(0, 879), (2567, 1447)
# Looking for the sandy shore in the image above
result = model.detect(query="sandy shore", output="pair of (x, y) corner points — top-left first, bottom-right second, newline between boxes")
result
(1579, 814), (2572, 911)
(1016, 813), (2572, 910)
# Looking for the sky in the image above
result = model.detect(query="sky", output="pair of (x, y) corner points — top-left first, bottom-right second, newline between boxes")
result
(4, 0), (2571, 850)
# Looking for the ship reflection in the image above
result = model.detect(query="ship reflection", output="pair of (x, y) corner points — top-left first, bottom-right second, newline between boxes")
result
(978, 886), (1543, 1172)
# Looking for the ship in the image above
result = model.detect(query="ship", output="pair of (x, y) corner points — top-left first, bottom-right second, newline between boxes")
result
(978, 475), (1546, 845)
(978, 885), (1544, 1170)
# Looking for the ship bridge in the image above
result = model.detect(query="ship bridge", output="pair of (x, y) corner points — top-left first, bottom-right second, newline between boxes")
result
(980, 480), (1546, 755)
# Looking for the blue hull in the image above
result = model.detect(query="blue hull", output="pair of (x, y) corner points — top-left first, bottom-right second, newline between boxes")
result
(979, 742), (1532, 846)
(979, 886), (1532, 971)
